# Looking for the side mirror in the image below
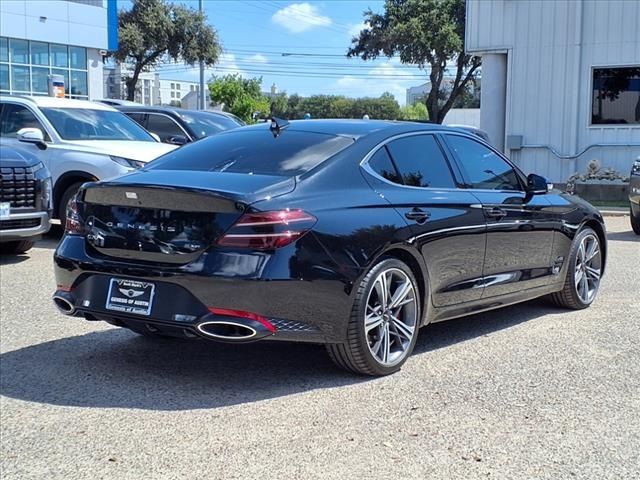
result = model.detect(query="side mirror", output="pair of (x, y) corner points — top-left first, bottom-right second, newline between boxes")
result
(526, 173), (550, 194)
(167, 135), (188, 146)
(17, 128), (47, 150)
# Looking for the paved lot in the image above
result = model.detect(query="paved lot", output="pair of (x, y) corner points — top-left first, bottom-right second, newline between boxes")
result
(1, 217), (638, 480)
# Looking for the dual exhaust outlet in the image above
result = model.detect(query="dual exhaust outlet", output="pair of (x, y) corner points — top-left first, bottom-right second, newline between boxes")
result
(52, 290), (275, 342)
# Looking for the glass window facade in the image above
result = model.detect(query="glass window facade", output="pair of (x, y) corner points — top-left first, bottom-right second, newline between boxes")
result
(0, 37), (88, 99)
(592, 66), (640, 125)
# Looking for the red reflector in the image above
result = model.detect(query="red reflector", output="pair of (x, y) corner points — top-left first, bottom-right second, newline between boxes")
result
(65, 197), (84, 235)
(208, 308), (276, 333)
(56, 284), (73, 292)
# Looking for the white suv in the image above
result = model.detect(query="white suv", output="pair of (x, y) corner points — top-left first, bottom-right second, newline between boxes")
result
(0, 96), (176, 223)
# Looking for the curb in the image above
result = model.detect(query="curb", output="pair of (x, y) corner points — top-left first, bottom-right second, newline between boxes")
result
(598, 209), (628, 217)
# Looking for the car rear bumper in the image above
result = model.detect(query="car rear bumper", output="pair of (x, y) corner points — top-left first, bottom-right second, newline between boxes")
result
(53, 235), (353, 344)
(0, 211), (50, 241)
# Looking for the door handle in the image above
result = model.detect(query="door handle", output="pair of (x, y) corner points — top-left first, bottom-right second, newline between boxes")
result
(405, 208), (431, 224)
(484, 207), (507, 219)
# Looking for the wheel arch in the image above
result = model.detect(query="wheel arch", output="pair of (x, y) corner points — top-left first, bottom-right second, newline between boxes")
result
(582, 218), (607, 274)
(53, 171), (97, 216)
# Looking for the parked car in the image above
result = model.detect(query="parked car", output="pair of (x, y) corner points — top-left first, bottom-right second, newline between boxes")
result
(630, 156), (640, 235)
(94, 99), (143, 107)
(52, 119), (607, 376)
(447, 124), (492, 144)
(115, 106), (244, 145)
(0, 145), (52, 254)
(0, 95), (176, 225)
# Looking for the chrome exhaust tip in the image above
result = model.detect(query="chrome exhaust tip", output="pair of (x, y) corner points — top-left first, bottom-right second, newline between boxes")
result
(52, 292), (76, 315)
(196, 321), (258, 341)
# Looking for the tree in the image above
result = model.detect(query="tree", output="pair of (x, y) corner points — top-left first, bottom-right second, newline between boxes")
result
(269, 92), (290, 117)
(348, 0), (481, 123)
(208, 74), (270, 122)
(115, 0), (221, 101)
(400, 102), (429, 120)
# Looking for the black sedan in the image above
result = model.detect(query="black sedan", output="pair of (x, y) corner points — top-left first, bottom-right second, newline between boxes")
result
(116, 106), (244, 145)
(53, 120), (607, 375)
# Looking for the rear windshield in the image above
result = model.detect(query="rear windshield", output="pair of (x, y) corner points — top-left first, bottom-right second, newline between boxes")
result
(147, 128), (354, 176)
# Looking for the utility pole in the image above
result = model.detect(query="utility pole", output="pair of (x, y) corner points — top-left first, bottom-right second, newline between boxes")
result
(199, 0), (205, 110)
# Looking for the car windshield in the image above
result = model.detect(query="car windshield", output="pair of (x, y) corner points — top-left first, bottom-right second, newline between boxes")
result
(147, 128), (354, 176)
(41, 108), (154, 141)
(177, 111), (243, 139)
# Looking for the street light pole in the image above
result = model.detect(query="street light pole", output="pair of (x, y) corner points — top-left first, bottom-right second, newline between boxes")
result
(199, 0), (205, 110)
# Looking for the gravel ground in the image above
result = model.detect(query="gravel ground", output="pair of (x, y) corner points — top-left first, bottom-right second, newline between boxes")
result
(1, 217), (638, 480)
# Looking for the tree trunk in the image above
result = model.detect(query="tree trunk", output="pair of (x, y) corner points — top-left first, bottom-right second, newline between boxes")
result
(125, 65), (143, 101)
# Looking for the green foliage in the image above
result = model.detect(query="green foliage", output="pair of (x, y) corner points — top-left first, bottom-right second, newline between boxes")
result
(115, 0), (220, 100)
(348, 0), (481, 123)
(400, 102), (429, 120)
(208, 74), (270, 123)
(288, 93), (401, 120)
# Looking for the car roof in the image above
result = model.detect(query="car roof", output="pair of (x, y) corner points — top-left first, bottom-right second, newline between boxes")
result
(116, 105), (229, 116)
(237, 119), (454, 140)
(0, 95), (117, 111)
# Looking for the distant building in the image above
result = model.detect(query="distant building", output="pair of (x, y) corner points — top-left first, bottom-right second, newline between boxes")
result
(103, 64), (200, 108)
(263, 82), (279, 98)
(406, 78), (481, 106)
(1, 0), (118, 100)
(466, 0), (640, 182)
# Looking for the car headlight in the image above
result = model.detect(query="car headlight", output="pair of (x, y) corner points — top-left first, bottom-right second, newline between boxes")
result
(110, 156), (145, 169)
(31, 162), (45, 174)
(42, 177), (53, 210)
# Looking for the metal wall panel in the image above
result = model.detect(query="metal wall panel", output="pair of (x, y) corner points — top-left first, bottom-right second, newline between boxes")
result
(467, 0), (640, 181)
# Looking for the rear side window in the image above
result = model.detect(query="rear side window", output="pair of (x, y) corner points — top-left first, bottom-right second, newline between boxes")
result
(367, 147), (402, 184)
(445, 134), (522, 191)
(147, 128), (354, 176)
(385, 134), (455, 188)
(126, 112), (146, 126)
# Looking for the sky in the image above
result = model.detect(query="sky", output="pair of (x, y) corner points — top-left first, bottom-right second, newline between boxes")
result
(121, 0), (430, 105)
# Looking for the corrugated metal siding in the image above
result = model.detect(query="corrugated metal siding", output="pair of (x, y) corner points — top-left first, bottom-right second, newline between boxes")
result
(467, 0), (640, 182)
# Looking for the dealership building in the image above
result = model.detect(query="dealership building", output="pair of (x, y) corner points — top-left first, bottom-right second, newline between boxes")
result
(0, 0), (116, 100)
(467, 0), (640, 182)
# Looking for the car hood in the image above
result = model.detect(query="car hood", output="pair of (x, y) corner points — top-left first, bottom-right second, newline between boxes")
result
(59, 140), (177, 162)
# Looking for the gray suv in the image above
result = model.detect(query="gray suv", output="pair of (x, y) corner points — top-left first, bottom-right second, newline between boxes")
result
(0, 145), (52, 254)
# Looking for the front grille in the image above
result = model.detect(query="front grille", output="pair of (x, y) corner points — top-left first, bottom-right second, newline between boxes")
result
(0, 167), (37, 208)
(0, 218), (41, 231)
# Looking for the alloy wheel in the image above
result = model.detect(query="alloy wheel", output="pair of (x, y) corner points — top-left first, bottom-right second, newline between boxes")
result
(365, 268), (418, 367)
(574, 233), (602, 304)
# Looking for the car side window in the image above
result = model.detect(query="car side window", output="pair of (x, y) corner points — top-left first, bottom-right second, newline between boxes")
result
(385, 134), (455, 188)
(145, 114), (184, 142)
(445, 134), (522, 191)
(0, 103), (49, 140)
(126, 112), (147, 127)
(367, 147), (403, 184)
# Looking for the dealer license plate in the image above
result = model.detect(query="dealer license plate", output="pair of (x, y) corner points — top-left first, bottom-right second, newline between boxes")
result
(105, 278), (155, 316)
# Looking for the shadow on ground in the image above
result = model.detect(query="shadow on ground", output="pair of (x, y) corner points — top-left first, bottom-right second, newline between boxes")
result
(0, 299), (557, 411)
(606, 230), (639, 242)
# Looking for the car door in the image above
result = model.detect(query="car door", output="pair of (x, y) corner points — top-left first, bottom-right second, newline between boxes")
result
(442, 133), (555, 298)
(362, 133), (487, 307)
(145, 113), (190, 143)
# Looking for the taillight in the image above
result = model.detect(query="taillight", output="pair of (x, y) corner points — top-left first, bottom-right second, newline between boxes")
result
(65, 197), (84, 235)
(217, 209), (317, 250)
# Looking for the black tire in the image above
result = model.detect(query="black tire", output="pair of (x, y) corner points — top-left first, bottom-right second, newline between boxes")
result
(631, 206), (640, 235)
(57, 182), (85, 226)
(550, 227), (602, 310)
(326, 258), (421, 376)
(0, 240), (35, 254)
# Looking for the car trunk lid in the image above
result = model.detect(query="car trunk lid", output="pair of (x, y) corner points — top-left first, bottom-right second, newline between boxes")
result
(80, 171), (295, 264)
